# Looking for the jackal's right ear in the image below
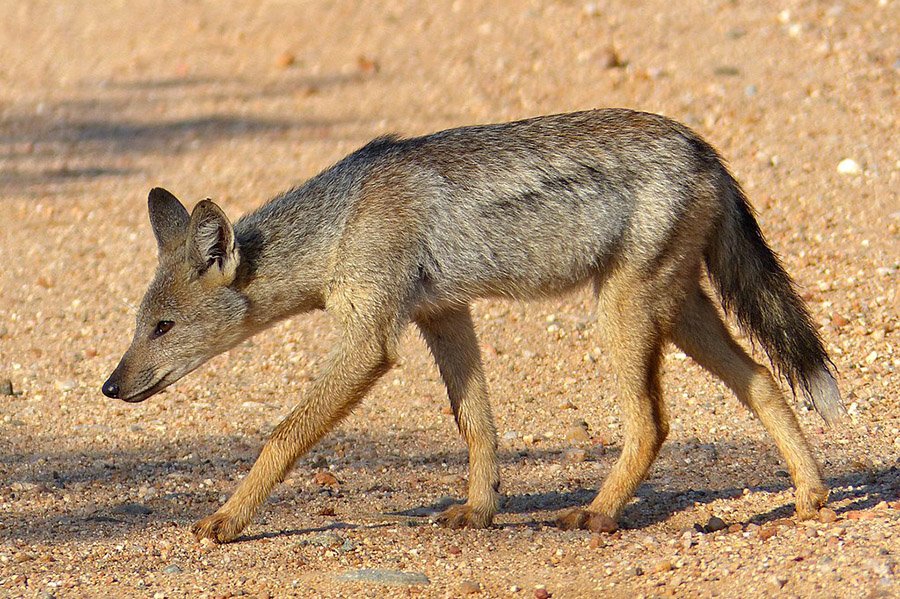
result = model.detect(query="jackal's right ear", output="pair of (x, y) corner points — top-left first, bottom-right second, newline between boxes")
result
(187, 199), (239, 287)
(148, 187), (190, 255)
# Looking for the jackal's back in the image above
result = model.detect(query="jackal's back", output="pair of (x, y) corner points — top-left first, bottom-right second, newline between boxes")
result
(397, 109), (725, 301)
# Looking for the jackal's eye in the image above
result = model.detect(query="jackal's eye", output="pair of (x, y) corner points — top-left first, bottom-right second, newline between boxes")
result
(150, 320), (175, 340)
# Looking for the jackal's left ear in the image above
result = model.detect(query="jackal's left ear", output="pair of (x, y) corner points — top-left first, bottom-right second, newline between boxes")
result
(187, 200), (239, 286)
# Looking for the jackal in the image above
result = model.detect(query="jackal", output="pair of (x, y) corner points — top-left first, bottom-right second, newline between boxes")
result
(102, 109), (844, 543)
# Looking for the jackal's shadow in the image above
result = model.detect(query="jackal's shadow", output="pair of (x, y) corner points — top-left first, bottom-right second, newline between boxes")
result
(393, 464), (898, 531)
(2, 429), (896, 543)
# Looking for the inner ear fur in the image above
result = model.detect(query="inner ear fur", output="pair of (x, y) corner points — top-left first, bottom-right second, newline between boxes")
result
(187, 199), (239, 286)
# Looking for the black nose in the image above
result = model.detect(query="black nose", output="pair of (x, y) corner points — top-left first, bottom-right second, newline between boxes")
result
(102, 379), (120, 398)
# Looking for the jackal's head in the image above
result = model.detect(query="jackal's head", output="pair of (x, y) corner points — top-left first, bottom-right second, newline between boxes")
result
(102, 188), (249, 402)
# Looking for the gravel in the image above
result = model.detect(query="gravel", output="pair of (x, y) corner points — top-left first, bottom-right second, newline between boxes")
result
(1, 1), (897, 597)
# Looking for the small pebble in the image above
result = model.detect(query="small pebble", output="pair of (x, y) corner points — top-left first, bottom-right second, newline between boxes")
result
(314, 472), (339, 487)
(163, 563), (183, 574)
(714, 65), (741, 76)
(705, 516), (727, 532)
(601, 46), (627, 69)
(818, 508), (838, 523)
(759, 526), (778, 540)
(653, 559), (673, 573)
(847, 510), (876, 520)
(831, 313), (850, 327)
(837, 158), (862, 175)
(309, 455), (328, 469)
(55, 379), (77, 392)
(564, 448), (587, 463)
(0, 378), (13, 396)
(275, 52), (296, 68)
(460, 580), (482, 594)
(565, 422), (591, 443)
(357, 55), (380, 74)
(447, 545), (462, 555)
(583, 3), (601, 17)
(772, 518), (794, 528)
(533, 587), (550, 599)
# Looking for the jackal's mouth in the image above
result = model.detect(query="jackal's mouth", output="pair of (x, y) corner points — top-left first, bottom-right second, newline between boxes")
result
(121, 371), (175, 403)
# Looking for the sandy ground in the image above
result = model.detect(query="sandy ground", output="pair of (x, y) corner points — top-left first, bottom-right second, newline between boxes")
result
(1, 1), (898, 597)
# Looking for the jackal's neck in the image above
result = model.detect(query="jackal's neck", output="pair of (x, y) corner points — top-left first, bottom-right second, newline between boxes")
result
(231, 186), (346, 328)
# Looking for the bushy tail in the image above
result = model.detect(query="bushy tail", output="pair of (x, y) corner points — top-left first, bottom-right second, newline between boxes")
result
(705, 175), (846, 425)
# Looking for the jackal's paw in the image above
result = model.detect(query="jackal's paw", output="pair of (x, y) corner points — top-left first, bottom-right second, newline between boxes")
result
(434, 503), (494, 529)
(191, 510), (247, 544)
(555, 508), (618, 533)
(795, 486), (829, 521)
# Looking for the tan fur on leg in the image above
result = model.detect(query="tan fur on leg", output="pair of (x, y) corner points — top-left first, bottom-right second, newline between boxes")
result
(418, 306), (500, 528)
(192, 297), (398, 543)
(672, 289), (828, 519)
(558, 271), (672, 531)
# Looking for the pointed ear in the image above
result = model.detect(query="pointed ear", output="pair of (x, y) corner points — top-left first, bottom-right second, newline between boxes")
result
(186, 199), (239, 286)
(148, 187), (189, 255)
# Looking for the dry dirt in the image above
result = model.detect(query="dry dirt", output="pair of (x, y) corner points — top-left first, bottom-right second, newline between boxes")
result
(1, 1), (898, 598)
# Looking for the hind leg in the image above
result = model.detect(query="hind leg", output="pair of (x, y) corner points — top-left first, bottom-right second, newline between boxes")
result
(672, 289), (827, 518)
(558, 280), (669, 532)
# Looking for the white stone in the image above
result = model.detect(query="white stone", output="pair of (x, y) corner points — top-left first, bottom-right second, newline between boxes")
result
(837, 158), (862, 175)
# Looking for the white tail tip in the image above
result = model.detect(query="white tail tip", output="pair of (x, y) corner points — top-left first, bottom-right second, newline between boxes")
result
(805, 368), (847, 426)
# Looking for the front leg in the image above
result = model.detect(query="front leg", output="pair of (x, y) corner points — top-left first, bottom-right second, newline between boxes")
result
(192, 328), (395, 543)
(417, 306), (500, 529)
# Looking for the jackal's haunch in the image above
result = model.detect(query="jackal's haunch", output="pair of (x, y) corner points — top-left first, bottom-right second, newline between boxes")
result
(102, 109), (844, 543)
